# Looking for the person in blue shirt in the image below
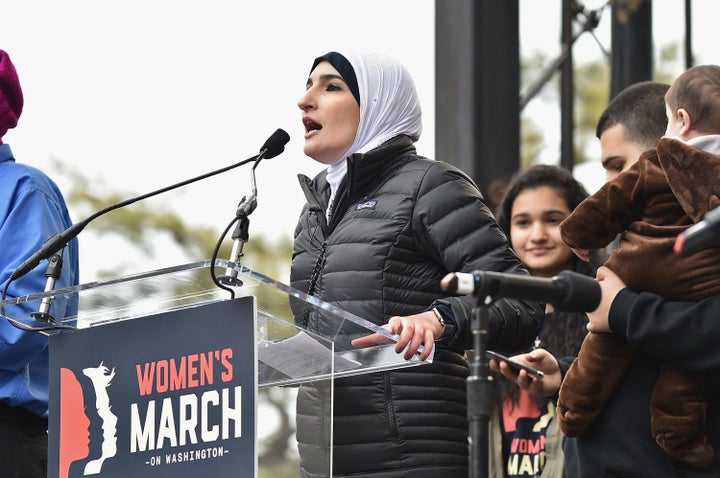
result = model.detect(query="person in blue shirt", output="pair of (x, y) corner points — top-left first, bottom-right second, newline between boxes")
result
(0, 48), (79, 478)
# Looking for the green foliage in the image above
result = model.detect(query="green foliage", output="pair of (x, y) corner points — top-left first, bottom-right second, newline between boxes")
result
(520, 51), (552, 94)
(520, 117), (545, 169)
(657, 42), (681, 84)
(258, 461), (300, 478)
(573, 61), (610, 164)
(574, 61), (610, 135)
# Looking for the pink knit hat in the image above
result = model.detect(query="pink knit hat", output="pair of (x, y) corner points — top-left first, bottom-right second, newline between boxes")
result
(0, 49), (23, 143)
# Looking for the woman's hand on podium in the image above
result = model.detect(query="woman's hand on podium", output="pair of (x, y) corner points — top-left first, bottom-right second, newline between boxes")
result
(351, 311), (444, 361)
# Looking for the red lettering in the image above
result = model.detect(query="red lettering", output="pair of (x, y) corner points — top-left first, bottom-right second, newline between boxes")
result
(509, 438), (545, 456)
(526, 439), (541, 454)
(221, 348), (233, 382)
(187, 354), (199, 388)
(136, 349), (234, 396)
(156, 360), (169, 393)
(136, 362), (155, 396)
(518, 439), (527, 453)
(200, 352), (213, 386)
(170, 356), (186, 390)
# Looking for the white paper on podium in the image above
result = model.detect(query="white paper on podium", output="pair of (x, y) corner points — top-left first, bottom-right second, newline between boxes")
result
(258, 331), (363, 378)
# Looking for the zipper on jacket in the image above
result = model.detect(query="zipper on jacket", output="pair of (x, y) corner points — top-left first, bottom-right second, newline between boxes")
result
(382, 372), (400, 440)
(300, 241), (327, 328)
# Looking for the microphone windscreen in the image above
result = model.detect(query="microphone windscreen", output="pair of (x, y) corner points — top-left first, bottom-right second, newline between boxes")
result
(260, 128), (290, 159)
(554, 270), (601, 312)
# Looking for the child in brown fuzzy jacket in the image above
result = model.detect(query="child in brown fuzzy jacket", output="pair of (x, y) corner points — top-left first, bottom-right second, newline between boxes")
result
(557, 64), (720, 469)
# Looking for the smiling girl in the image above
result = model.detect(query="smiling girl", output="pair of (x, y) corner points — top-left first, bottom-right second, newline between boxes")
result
(491, 164), (598, 478)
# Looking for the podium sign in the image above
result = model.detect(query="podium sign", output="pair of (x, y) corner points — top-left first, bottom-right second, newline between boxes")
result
(0, 259), (426, 477)
(47, 297), (257, 478)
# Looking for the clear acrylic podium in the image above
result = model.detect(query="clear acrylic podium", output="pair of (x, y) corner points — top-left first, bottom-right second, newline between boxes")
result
(0, 259), (427, 477)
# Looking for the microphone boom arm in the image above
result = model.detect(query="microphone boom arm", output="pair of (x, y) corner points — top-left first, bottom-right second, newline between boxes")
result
(220, 155), (264, 285)
(8, 154), (262, 285)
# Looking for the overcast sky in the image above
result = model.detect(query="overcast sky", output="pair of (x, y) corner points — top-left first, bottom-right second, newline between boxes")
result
(2, 0), (719, 281)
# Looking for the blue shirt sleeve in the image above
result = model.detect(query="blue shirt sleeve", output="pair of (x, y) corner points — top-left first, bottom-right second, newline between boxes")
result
(0, 168), (79, 370)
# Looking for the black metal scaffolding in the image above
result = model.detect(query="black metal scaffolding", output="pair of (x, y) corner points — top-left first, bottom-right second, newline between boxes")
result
(435, 0), (688, 193)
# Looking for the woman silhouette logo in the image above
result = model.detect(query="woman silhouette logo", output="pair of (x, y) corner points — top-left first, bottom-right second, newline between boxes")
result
(59, 368), (90, 478)
(59, 363), (117, 478)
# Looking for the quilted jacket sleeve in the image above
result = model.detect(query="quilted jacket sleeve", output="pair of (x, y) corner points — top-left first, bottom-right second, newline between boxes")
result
(413, 162), (544, 353)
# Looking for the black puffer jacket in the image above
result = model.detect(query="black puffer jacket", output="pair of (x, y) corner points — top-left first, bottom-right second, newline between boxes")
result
(290, 136), (543, 477)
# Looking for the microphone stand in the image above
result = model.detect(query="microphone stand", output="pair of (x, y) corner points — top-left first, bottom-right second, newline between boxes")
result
(208, 128), (290, 295)
(443, 269), (599, 476)
(0, 248), (75, 332)
(30, 249), (65, 323)
(217, 155), (263, 287)
(468, 292), (495, 478)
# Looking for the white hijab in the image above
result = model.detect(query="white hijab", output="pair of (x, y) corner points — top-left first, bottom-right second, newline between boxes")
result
(324, 51), (423, 218)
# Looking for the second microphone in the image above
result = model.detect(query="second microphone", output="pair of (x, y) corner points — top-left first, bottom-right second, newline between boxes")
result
(441, 269), (601, 313)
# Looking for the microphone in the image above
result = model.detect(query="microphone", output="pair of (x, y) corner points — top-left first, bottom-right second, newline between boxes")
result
(7, 129), (290, 284)
(674, 206), (720, 257)
(441, 269), (601, 312)
(218, 128), (290, 285)
(260, 128), (290, 159)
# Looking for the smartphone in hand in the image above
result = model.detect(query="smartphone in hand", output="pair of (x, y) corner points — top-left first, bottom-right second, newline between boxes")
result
(486, 350), (544, 379)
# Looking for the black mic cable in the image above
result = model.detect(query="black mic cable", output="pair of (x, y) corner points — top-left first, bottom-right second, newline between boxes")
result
(211, 129), (291, 296)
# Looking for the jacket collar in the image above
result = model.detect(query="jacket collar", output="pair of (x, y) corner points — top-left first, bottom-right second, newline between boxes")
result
(344, 134), (417, 194)
(0, 143), (14, 164)
(299, 134), (417, 203)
